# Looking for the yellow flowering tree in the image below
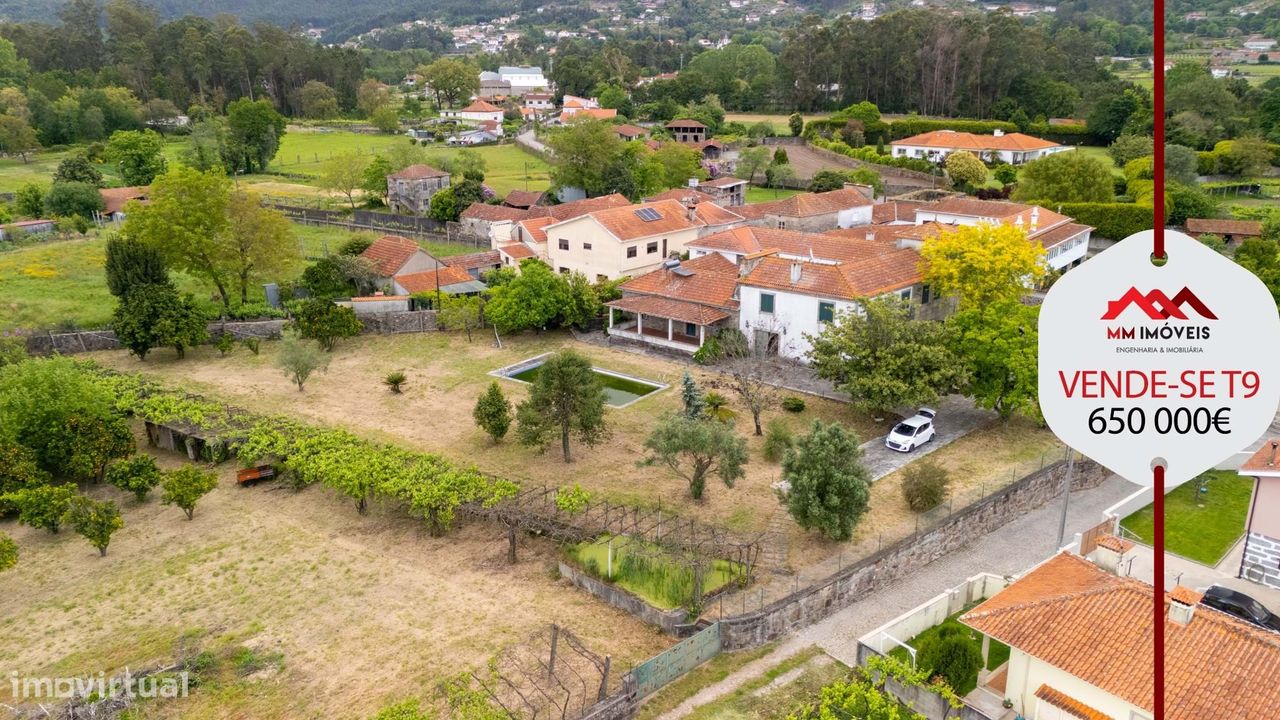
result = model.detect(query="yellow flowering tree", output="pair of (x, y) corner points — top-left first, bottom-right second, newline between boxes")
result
(919, 222), (1045, 309)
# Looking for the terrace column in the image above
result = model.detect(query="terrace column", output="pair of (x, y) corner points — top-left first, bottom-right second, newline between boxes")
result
(667, 318), (673, 342)
(699, 324), (706, 347)
(637, 312), (644, 336)
(608, 307), (614, 330)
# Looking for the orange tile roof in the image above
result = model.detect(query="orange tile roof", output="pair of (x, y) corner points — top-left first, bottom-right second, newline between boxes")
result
(701, 176), (747, 188)
(1186, 218), (1263, 236)
(393, 266), (475, 294)
(530, 193), (633, 222)
(1240, 440), (1280, 475)
(666, 118), (707, 129)
(517, 216), (557, 243)
(891, 130), (1062, 152)
(693, 202), (745, 226)
(739, 249), (921, 300)
(561, 108), (617, 122)
(692, 226), (892, 264)
(1029, 222), (1091, 249)
(351, 294), (410, 302)
(442, 250), (501, 271)
(613, 123), (649, 138)
(361, 235), (425, 276)
(100, 186), (149, 214)
(1034, 685), (1111, 720)
(573, 200), (702, 241)
(389, 164), (449, 180)
(619, 253), (739, 309)
(461, 203), (528, 222)
(460, 99), (503, 113)
(1094, 534), (1135, 553)
(872, 200), (925, 224)
(961, 552), (1280, 719)
(503, 190), (544, 208)
(1170, 586), (1204, 606)
(735, 188), (873, 219)
(606, 295), (730, 325)
(498, 243), (536, 260)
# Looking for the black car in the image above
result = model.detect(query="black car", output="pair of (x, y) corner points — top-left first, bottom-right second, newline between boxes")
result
(1200, 585), (1280, 632)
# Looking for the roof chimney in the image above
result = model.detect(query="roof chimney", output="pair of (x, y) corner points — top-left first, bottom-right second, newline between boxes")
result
(688, 177), (700, 188)
(1168, 586), (1201, 627)
(993, 128), (1005, 137)
(1269, 440), (1278, 466)
(1030, 207), (1039, 232)
(687, 204), (698, 222)
(866, 230), (876, 241)
(1091, 534), (1133, 575)
(790, 262), (802, 285)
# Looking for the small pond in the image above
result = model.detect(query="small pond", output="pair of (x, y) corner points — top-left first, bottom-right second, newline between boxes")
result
(493, 354), (667, 408)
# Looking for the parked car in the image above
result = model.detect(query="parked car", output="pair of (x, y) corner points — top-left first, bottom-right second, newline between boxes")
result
(1201, 585), (1280, 632)
(885, 408), (936, 453)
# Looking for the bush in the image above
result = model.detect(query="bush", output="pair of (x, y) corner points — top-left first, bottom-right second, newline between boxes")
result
(106, 455), (163, 502)
(339, 236), (374, 256)
(692, 335), (722, 365)
(291, 298), (362, 351)
(1044, 202), (1153, 241)
(473, 381), (512, 442)
(917, 627), (983, 696)
(902, 460), (950, 512)
(215, 333), (235, 356)
(242, 337), (261, 355)
(0, 532), (16, 571)
(383, 370), (407, 393)
(781, 396), (806, 413)
(762, 420), (794, 463)
(703, 391), (735, 422)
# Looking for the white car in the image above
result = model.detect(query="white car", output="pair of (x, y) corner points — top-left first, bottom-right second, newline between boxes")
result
(885, 408), (936, 452)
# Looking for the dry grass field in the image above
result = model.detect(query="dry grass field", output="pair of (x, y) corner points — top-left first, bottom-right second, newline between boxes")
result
(0, 426), (672, 718)
(90, 331), (887, 535)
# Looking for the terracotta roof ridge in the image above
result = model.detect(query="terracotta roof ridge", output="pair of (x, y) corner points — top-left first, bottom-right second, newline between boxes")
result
(962, 580), (1140, 622)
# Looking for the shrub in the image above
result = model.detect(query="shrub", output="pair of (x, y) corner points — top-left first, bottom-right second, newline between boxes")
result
(917, 627), (983, 696)
(762, 420), (794, 463)
(902, 460), (950, 512)
(242, 337), (261, 355)
(8, 483), (77, 533)
(291, 298), (362, 351)
(781, 396), (806, 412)
(474, 381), (513, 442)
(339, 236), (374, 256)
(160, 465), (219, 520)
(0, 532), (16, 571)
(1044, 202), (1153, 241)
(276, 333), (330, 391)
(65, 495), (124, 556)
(692, 335), (722, 365)
(773, 148), (789, 164)
(215, 332), (236, 356)
(106, 455), (163, 501)
(383, 371), (407, 394)
(703, 391), (735, 422)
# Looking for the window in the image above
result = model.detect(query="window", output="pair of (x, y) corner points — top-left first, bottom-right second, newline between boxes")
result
(921, 284), (931, 304)
(776, 221), (786, 229)
(759, 293), (775, 314)
(627, 246), (637, 258)
(818, 302), (835, 323)
(898, 288), (912, 302)
(559, 267), (570, 274)
(558, 238), (569, 250)
(646, 241), (659, 254)
(583, 242), (592, 251)
(685, 322), (697, 336)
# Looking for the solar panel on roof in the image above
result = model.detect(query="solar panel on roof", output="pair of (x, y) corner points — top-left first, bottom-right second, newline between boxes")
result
(635, 207), (662, 221)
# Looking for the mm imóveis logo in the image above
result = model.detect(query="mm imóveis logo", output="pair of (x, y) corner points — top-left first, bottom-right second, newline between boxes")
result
(1103, 287), (1216, 343)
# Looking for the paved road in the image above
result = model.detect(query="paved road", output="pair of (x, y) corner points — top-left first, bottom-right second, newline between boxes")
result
(655, 474), (1140, 719)
(860, 395), (995, 481)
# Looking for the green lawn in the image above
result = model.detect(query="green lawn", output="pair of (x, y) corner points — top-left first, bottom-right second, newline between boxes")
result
(1120, 470), (1254, 566)
(567, 535), (741, 611)
(746, 185), (805, 203)
(888, 611), (1009, 674)
(0, 222), (472, 332)
(3, 130), (552, 199)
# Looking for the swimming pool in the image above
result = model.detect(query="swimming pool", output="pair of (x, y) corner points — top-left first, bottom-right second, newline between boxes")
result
(492, 354), (668, 408)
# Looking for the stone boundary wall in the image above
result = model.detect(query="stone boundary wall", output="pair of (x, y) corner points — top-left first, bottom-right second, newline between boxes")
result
(579, 457), (1109, 720)
(25, 320), (286, 356)
(802, 142), (942, 186)
(716, 457), (1108, 651)
(356, 309), (438, 334)
(558, 562), (689, 635)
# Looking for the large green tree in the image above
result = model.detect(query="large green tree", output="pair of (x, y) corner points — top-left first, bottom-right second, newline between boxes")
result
(104, 129), (168, 185)
(484, 260), (571, 334)
(547, 119), (624, 197)
(949, 299), (1040, 420)
(224, 190), (297, 303)
(807, 298), (966, 414)
(122, 166), (234, 308)
(515, 350), (609, 462)
(226, 98), (286, 174)
(291, 298), (362, 351)
(45, 181), (104, 218)
(111, 282), (208, 360)
(641, 414), (748, 500)
(161, 465), (218, 520)
(104, 235), (169, 297)
(1012, 151), (1115, 203)
(782, 421), (870, 541)
(419, 58), (480, 108)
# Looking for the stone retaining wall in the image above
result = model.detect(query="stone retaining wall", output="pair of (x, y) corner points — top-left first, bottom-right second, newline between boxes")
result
(558, 562), (689, 634)
(356, 309), (438, 334)
(25, 320), (286, 355)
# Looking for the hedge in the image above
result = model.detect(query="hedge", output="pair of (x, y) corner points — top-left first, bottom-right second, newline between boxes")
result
(809, 137), (937, 174)
(886, 118), (1018, 140)
(1041, 202), (1154, 241)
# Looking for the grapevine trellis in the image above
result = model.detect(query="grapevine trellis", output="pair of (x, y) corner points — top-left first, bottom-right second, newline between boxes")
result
(472, 624), (614, 720)
(463, 485), (767, 590)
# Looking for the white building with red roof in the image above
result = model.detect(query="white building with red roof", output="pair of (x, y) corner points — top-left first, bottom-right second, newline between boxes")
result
(912, 197), (1091, 270)
(606, 253), (741, 353)
(891, 129), (1070, 165)
(441, 99), (505, 124)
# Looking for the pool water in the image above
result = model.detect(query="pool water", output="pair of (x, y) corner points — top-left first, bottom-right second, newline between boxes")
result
(510, 365), (662, 408)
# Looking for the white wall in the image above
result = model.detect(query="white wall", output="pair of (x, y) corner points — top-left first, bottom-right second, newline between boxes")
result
(737, 285), (856, 361)
(837, 204), (874, 228)
(1005, 649), (1149, 720)
(1045, 230), (1090, 270)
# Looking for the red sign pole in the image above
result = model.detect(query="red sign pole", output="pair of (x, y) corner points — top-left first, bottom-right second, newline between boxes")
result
(1153, 0), (1167, 714)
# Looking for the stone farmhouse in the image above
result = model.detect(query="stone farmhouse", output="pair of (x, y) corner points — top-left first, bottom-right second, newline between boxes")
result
(386, 164), (451, 215)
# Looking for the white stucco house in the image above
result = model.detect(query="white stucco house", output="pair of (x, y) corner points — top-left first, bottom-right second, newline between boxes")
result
(911, 197), (1091, 271)
(890, 129), (1071, 165)
(441, 99), (505, 124)
(497, 65), (548, 94)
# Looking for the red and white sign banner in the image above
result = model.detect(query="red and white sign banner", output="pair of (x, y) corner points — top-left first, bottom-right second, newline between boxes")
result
(1039, 230), (1280, 487)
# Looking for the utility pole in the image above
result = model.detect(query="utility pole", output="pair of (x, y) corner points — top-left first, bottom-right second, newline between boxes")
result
(1056, 446), (1076, 549)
